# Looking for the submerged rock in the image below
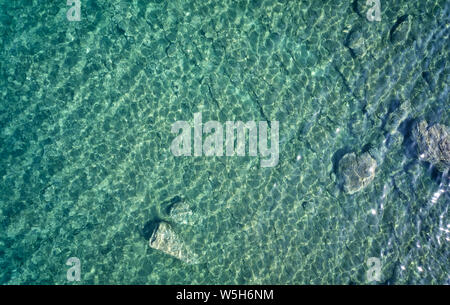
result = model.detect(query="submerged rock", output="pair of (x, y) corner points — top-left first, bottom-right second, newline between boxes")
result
(149, 222), (199, 264)
(353, 0), (374, 18)
(339, 152), (377, 194)
(413, 121), (450, 171)
(161, 195), (196, 225)
(389, 15), (411, 44)
(384, 100), (411, 134)
(169, 202), (195, 225)
(346, 29), (366, 58)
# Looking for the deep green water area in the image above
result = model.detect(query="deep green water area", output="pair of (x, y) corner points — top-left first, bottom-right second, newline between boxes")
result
(0, 0), (449, 284)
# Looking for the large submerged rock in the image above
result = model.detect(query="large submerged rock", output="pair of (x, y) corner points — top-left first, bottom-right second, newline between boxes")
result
(413, 120), (450, 171)
(339, 152), (377, 194)
(149, 222), (199, 264)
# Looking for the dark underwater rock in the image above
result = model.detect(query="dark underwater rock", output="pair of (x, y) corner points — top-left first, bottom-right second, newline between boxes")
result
(162, 195), (182, 216)
(346, 29), (366, 58)
(413, 121), (450, 171)
(338, 152), (377, 194)
(389, 15), (410, 44)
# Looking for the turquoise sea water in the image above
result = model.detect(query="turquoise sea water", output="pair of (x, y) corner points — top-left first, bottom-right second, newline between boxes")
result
(0, 0), (449, 284)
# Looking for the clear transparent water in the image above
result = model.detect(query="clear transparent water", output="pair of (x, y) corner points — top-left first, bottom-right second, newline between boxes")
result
(0, 0), (448, 284)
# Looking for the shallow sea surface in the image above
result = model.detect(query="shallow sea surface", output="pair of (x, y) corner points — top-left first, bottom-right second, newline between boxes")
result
(0, 0), (449, 284)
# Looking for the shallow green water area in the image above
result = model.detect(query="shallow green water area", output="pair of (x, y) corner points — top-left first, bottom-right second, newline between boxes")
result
(0, 0), (449, 284)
